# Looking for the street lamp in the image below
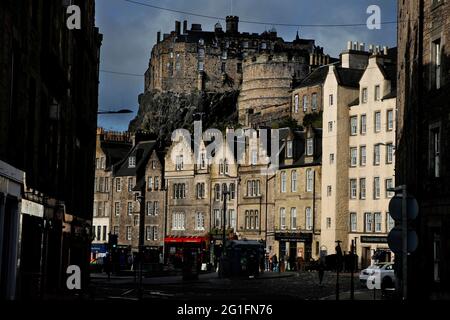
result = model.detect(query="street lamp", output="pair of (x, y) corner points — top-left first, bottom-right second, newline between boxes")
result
(220, 187), (230, 278)
(98, 109), (133, 115)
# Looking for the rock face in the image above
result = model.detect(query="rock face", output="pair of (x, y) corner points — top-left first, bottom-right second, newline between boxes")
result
(129, 90), (239, 142)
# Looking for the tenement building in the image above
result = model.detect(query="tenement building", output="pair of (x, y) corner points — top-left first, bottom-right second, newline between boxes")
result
(397, 0), (450, 299)
(92, 129), (132, 260)
(273, 127), (322, 267)
(320, 42), (397, 269)
(0, 0), (102, 299)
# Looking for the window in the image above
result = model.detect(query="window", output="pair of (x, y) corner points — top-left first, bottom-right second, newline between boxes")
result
(330, 153), (335, 164)
(224, 160), (229, 174)
(386, 213), (395, 232)
(329, 94), (334, 106)
(245, 210), (259, 230)
(386, 144), (394, 164)
(327, 185), (332, 196)
(350, 117), (358, 135)
(350, 148), (357, 167)
(375, 112), (381, 132)
(153, 226), (158, 241)
(114, 202), (120, 216)
(172, 212), (185, 230)
(152, 161), (157, 169)
(97, 226), (101, 241)
(305, 207), (312, 231)
(113, 226), (119, 235)
(350, 179), (357, 199)
(215, 184), (221, 200)
(385, 179), (394, 198)
(374, 177), (381, 199)
(195, 212), (205, 230)
(286, 140), (293, 158)
(128, 177), (134, 192)
(375, 85), (381, 101)
(146, 226), (152, 240)
(362, 88), (368, 103)
(364, 213), (373, 232)
(105, 177), (109, 193)
(219, 160), (224, 174)
(146, 201), (153, 215)
(302, 95), (308, 112)
(154, 177), (159, 190)
(374, 144), (381, 165)
(433, 39), (441, 89)
(176, 155), (185, 171)
(306, 138), (314, 156)
(374, 212), (382, 232)
(148, 177), (153, 190)
(387, 110), (394, 131)
(291, 171), (297, 192)
(328, 121), (333, 132)
(360, 146), (367, 166)
(173, 183), (186, 199)
(350, 213), (357, 232)
(196, 183), (205, 199)
(229, 209), (236, 229)
(312, 93), (318, 111)
(214, 209), (221, 228)
(154, 201), (159, 215)
(280, 208), (286, 230)
(134, 215), (139, 226)
(115, 178), (121, 192)
(251, 149), (258, 165)
(430, 126), (440, 178)
(200, 152), (206, 168)
(230, 183), (236, 199)
(306, 169), (314, 192)
(126, 226), (132, 240)
(290, 208), (297, 229)
(326, 217), (331, 229)
(128, 156), (136, 168)
(360, 114), (367, 134)
(281, 172), (287, 193)
(294, 94), (299, 113)
(127, 202), (133, 215)
(360, 178), (366, 199)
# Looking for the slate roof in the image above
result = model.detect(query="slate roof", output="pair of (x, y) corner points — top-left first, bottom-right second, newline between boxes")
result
(114, 141), (157, 177)
(294, 65), (329, 89)
(334, 67), (364, 88)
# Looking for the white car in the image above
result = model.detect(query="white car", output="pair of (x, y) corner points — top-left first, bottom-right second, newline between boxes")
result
(359, 263), (396, 289)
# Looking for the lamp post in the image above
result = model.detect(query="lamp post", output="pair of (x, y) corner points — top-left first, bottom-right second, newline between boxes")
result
(220, 188), (230, 278)
(135, 181), (146, 300)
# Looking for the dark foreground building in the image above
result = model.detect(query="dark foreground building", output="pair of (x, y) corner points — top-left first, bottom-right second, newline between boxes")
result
(0, 0), (102, 299)
(396, 0), (450, 299)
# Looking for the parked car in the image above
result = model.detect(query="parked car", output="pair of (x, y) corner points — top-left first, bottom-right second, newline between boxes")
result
(359, 262), (396, 289)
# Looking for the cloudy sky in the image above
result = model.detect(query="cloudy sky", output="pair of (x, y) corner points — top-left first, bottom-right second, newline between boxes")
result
(96, 0), (397, 131)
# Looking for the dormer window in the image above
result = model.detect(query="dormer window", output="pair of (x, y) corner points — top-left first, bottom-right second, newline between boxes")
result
(128, 156), (136, 168)
(176, 155), (183, 171)
(362, 88), (368, 103)
(306, 138), (314, 156)
(286, 140), (293, 158)
(200, 152), (206, 169)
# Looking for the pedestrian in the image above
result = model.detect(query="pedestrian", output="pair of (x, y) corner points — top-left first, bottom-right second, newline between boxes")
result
(272, 254), (278, 272)
(318, 260), (325, 285)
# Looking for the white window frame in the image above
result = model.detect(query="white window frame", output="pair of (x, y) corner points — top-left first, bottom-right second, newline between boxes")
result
(350, 212), (357, 232)
(305, 207), (312, 231)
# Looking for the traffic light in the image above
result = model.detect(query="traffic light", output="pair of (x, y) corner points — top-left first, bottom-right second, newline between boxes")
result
(109, 233), (118, 250)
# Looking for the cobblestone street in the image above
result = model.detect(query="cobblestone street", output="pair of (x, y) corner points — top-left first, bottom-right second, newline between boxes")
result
(89, 271), (380, 301)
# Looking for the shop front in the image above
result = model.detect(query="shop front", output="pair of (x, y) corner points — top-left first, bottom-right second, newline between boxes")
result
(164, 236), (208, 270)
(358, 235), (392, 269)
(274, 231), (313, 271)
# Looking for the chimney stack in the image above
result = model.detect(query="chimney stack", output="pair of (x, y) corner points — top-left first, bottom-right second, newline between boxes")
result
(347, 41), (352, 50)
(175, 21), (181, 35)
(157, 31), (161, 43)
(183, 20), (188, 34)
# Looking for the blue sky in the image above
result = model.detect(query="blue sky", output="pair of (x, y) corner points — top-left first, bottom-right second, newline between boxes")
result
(96, 0), (397, 131)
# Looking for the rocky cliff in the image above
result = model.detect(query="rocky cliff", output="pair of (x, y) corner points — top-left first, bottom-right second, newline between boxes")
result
(129, 90), (239, 143)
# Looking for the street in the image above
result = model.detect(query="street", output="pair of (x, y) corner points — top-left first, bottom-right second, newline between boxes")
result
(88, 271), (385, 301)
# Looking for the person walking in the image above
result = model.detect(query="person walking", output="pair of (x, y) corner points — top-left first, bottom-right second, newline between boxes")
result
(272, 254), (278, 272)
(318, 260), (325, 285)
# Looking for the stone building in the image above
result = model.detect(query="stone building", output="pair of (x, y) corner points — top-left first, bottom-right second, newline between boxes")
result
(396, 0), (450, 299)
(164, 132), (211, 266)
(320, 42), (397, 268)
(291, 65), (329, 126)
(0, 0), (102, 299)
(145, 17), (328, 96)
(92, 129), (132, 258)
(273, 127), (322, 265)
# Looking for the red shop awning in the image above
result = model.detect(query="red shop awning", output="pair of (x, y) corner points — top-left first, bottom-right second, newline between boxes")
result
(165, 236), (206, 244)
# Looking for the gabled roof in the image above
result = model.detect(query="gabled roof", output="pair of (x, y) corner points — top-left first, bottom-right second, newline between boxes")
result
(334, 67), (364, 88)
(114, 141), (157, 177)
(294, 65), (329, 89)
